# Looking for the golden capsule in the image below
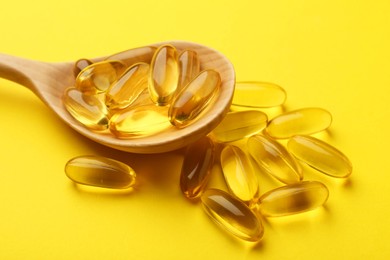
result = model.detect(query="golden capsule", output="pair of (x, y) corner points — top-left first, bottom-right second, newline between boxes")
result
(232, 81), (287, 108)
(75, 60), (126, 94)
(65, 156), (136, 189)
(257, 181), (329, 217)
(109, 104), (171, 138)
(209, 110), (268, 143)
(105, 46), (157, 66)
(247, 135), (302, 184)
(148, 44), (179, 105)
(265, 107), (332, 139)
(106, 62), (150, 110)
(201, 189), (264, 242)
(73, 58), (93, 78)
(287, 135), (353, 178)
(220, 145), (260, 204)
(169, 69), (221, 128)
(63, 87), (109, 131)
(180, 137), (215, 199)
(178, 50), (200, 90)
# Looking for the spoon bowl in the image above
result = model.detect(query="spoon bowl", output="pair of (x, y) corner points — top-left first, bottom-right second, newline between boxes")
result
(0, 41), (235, 153)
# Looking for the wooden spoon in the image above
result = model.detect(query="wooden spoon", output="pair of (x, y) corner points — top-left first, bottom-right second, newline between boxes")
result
(0, 41), (235, 153)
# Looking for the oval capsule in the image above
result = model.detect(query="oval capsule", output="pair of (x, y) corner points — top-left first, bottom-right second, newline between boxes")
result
(257, 181), (329, 217)
(201, 189), (264, 242)
(178, 49), (200, 90)
(265, 107), (332, 139)
(109, 104), (171, 138)
(105, 46), (157, 66)
(75, 60), (126, 94)
(232, 81), (287, 108)
(247, 135), (302, 184)
(106, 62), (150, 110)
(73, 58), (93, 78)
(220, 145), (260, 204)
(148, 44), (179, 105)
(63, 87), (109, 131)
(65, 156), (136, 189)
(169, 69), (221, 128)
(287, 135), (353, 178)
(180, 137), (215, 199)
(210, 110), (268, 143)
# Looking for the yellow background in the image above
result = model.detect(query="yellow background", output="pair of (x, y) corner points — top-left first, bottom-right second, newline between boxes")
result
(1, 0), (389, 259)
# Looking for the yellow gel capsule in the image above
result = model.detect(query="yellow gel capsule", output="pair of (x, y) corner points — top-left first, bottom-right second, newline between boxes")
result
(63, 87), (109, 131)
(75, 60), (126, 94)
(220, 145), (260, 204)
(73, 58), (93, 78)
(210, 110), (268, 143)
(109, 104), (171, 138)
(257, 181), (329, 217)
(232, 81), (287, 108)
(105, 46), (157, 67)
(65, 156), (136, 189)
(169, 69), (221, 128)
(265, 107), (332, 139)
(201, 189), (264, 242)
(148, 44), (179, 105)
(247, 135), (303, 184)
(106, 62), (150, 110)
(287, 135), (353, 178)
(180, 137), (215, 199)
(178, 50), (200, 90)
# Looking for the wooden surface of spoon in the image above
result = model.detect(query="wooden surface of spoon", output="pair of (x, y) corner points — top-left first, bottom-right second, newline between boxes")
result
(0, 41), (235, 153)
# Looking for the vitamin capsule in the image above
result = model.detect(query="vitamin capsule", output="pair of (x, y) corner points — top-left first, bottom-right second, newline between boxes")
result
(220, 145), (260, 204)
(65, 156), (136, 189)
(105, 46), (157, 66)
(75, 60), (126, 94)
(169, 69), (221, 128)
(257, 181), (329, 217)
(180, 137), (215, 199)
(201, 189), (264, 242)
(265, 107), (332, 139)
(63, 87), (109, 131)
(73, 58), (93, 77)
(247, 135), (302, 184)
(109, 104), (171, 138)
(287, 135), (353, 178)
(106, 62), (150, 110)
(209, 110), (268, 143)
(178, 50), (200, 90)
(148, 45), (179, 105)
(232, 81), (287, 108)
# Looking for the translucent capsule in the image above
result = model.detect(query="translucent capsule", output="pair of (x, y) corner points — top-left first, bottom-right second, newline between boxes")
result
(75, 60), (126, 94)
(232, 81), (287, 108)
(201, 189), (264, 242)
(257, 181), (329, 217)
(63, 87), (109, 131)
(148, 45), (179, 105)
(220, 145), (260, 204)
(65, 156), (136, 189)
(178, 50), (200, 90)
(265, 107), (332, 139)
(73, 58), (93, 77)
(106, 62), (150, 110)
(287, 135), (353, 178)
(109, 104), (171, 138)
(210, 110), (268, 143)
(247, 135), (302, 184)
(180, 137), (215, 199)
(169, 69), (221, 128)
(105, 46), (157, 66)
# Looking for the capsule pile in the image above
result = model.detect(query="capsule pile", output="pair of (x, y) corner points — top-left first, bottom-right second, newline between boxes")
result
(63, 45), (221, 138)
(64, 59), (352, 243)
